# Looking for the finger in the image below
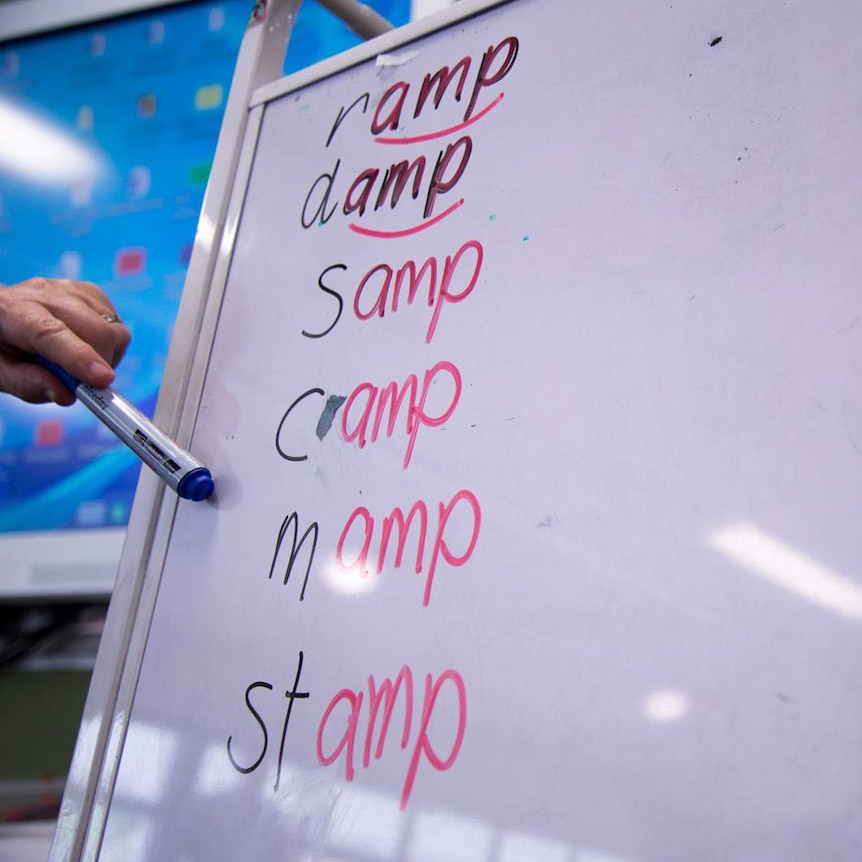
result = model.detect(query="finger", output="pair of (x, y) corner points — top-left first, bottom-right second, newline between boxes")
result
(28, 282), (131, 369)
(70, 311), (131, 370)
(0, 350), (77, 405)
(0, 303), (115, 389)
(62, 304), (131, 369)
(101, 316), (131, 367)
(36, 322), (117, 390)
(25, 277), (117, 319)
(4, 279), (131, 369)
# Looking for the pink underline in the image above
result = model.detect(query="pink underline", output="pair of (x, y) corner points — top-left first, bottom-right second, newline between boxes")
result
(348, 199), (465, 239)
(375, 93), (505, 146)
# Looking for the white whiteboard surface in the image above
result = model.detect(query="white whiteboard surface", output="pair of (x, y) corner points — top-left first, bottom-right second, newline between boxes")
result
(85, 0), (862, 859)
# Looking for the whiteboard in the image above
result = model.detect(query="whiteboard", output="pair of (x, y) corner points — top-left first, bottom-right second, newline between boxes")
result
(68, 0), (862, 859)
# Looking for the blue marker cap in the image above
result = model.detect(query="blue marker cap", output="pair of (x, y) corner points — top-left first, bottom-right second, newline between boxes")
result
(178, 467), (216, 501)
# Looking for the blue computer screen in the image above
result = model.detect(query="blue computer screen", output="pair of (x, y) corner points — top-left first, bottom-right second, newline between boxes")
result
(0, 0), (409, 533)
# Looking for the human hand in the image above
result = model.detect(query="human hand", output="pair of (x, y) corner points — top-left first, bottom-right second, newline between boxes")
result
(0, 277), (131, 406)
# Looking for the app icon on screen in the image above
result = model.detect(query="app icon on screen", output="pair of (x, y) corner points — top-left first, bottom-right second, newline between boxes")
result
(35, 420), (64, 447)
(148, 21), (166, 44)
(76, 500), (106, 528)
(136, 94), (157, 119)
(195, 84), (223, 111)
(0, 52), (20, 78)
(70, 178), (93, 208)
(188, 162), (211, 186)
(109, 501), (129, 525)
(58, 251), (83, 280)
(89, 34), (107, 57)
(127, 166), (151, 199)
(76, 106), (95, 132)
(114, 247), (146, 276)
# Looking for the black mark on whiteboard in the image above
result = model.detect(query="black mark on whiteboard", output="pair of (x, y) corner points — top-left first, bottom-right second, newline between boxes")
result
(317, 395), (346, 440)
(709, 35), (723, 46)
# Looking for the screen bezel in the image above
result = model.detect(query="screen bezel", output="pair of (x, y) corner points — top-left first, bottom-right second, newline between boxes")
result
(0, 0), (187, 43)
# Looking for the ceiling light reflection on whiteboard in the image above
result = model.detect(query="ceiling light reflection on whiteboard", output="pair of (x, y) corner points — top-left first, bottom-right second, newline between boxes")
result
(326, 785), (404, 858)
(708, 522), (862, 620)
(577, 850), (639, 862)
(194, 742), (243, 795)
(262, 761), (346, 835)
(498, 830), (569, 862)
(111, 722), (178, 804)
(260, 761), (307, 821)
(409, 809), (493, 862)
(99, 807), (153, 862)
(322, 554), (378, 596)
(643, 689), (690, 723)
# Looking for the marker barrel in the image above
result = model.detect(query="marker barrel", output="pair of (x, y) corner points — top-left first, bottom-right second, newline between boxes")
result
(35, 355), (214, 501)
(76, 383), (213, 500)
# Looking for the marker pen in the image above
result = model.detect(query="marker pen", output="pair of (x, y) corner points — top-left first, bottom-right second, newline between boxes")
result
(36, 355), (215, 502)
